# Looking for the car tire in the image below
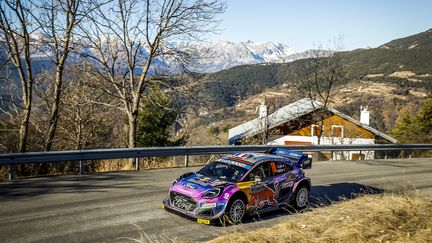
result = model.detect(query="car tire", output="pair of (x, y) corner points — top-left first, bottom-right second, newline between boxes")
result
(293, 185), (309, 209)
(223, 197), (246, 225)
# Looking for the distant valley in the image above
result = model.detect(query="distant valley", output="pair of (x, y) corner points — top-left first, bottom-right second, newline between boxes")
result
(185, 29), (432, 145)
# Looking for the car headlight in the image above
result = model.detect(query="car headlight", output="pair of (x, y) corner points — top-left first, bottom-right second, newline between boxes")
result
(202, 188), (222, 198)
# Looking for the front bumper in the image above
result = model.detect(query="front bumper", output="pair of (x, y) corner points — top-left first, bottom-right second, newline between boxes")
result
(162, 198), (226, 225)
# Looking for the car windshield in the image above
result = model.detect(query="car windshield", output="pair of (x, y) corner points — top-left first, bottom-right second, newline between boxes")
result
(197, 161), (248, 182)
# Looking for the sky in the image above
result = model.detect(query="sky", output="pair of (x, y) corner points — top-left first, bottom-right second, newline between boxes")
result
(214, 0), (432, 51)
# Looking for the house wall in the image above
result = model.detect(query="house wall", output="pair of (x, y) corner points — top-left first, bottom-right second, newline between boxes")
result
(268, 135), (375, 160)
(288, 114), (375, 139)
(267, 114), (377, 161)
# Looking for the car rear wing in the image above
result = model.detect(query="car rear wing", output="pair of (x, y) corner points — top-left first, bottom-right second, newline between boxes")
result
(267, 148), (312, 169)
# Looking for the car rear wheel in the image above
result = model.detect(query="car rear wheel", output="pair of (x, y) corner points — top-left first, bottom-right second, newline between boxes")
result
(223, 198), (246, 225)
(294, 186), (309, 208)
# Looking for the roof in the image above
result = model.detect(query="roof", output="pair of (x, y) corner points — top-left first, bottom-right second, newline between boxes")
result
(217, 153), (267, 170)
(226, 152), (275, 164)
(228, 98), (397, 144)
(218, 152), (294, 170)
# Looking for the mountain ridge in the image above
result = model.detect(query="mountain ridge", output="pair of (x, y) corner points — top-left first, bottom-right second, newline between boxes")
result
(1, 32), (329, 74)
(192, 40), (333, 73)
(196, 28), (432, 111)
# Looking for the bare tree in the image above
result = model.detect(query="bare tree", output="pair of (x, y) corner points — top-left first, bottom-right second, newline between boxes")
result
(290, 40), (347, 144)
(57, 64), (114, 150)
(80, 0), (224, 148)
(0, 0), (35, 152)
(27, 0), (99, 151)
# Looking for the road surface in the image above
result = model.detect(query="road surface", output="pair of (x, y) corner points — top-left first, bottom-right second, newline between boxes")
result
(1, 158), (431, 242)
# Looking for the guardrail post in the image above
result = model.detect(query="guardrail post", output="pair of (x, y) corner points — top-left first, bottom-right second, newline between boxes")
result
(135, 157), (140, 171)
(8, 165), (15, 181)
(79, 161), (83, 175)
(184, 155), (189, 167)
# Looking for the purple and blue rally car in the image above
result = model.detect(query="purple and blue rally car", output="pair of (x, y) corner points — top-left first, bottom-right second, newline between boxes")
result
(162, 148), (312, 224)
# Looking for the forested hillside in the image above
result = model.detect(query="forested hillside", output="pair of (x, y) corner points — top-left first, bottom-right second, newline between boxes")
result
(183, 29), (432, 146)
(198, 29), (432, 110)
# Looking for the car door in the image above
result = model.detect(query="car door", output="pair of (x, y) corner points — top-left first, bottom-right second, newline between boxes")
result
(247, 162), (279, 210)
(270, 161), (295, 202)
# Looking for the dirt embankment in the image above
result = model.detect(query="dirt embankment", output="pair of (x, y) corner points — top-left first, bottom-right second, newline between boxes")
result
(210, 194), (432, 243)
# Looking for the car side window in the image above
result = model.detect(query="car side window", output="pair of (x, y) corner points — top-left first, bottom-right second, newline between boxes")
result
(262, 162), (272, 177)
(248, 162), (271, 181)
(270, 161), (293, 176)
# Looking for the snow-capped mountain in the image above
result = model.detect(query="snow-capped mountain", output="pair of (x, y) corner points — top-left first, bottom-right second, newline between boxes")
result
(193, 40), (296, 72)
(192, 40), (334, 73)
(1, 32), (331, 74)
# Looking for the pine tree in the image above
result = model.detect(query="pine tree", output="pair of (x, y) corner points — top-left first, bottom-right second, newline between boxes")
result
(136, 86), (177, 147)
(391, 112), (415, 143)
(413, 96), (432, 143)
(391, 96), (432, 143)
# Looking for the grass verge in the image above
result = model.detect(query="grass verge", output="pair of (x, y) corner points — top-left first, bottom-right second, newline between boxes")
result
(210, 194), (432, 243)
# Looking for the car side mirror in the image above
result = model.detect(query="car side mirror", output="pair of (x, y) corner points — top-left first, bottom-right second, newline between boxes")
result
(302, 158), (312, 169)
(182, 172), (194, 178)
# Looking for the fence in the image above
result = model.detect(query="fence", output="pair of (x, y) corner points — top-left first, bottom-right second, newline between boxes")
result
(1, 144), (431, 180)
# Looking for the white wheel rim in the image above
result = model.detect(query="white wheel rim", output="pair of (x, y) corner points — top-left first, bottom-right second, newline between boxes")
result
(230, 199), (245, 222)
(296, 187), (308, 208)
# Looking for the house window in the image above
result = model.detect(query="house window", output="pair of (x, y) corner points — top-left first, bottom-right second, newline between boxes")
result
(311, 125), (323, 136)
(332, 125), (344, 138)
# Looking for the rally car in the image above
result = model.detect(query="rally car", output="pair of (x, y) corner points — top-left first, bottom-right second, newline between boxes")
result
(162, 148), (312, 225)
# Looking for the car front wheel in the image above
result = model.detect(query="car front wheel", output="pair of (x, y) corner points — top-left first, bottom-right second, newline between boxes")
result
(225, 198), (246, 225)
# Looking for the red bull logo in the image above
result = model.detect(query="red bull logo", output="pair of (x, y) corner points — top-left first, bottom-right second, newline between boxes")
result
(249, 181), (279, 208)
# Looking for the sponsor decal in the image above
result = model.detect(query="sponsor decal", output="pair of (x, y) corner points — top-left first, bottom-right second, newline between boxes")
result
(177, 187), (191, 194)
(201, 203), (216, 208)
(172, 196), (195, 211)
(188, 178), (211, 186)
(197, 218), (210, 224)
(224, 193), (230, 200)
(219, 158), (252, 169)
(272, 149), (303, 160)
(250, 183), (265, 193)
(210, 181), (225, 187)
(217, 202), (226, 206)
(276, 164), (287, 173)
(182, 183), (198, 189)
(288, 152), (301, 158)
(250, 181), (280, 209)
(227, 157), (254, 165)
(281, 181), (294, 189)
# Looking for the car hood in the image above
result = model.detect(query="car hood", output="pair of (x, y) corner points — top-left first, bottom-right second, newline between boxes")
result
(171, 173), (229, 198)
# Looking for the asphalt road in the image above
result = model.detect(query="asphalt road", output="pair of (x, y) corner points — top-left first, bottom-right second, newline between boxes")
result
(1, 158), (431, 243)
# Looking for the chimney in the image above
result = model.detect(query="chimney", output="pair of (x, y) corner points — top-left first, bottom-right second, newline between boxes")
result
(360, 105), (370, 125)
(257, 100), (268, 118)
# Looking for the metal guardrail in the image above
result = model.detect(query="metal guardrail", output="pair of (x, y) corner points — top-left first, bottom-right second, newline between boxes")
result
(1, 144), (431, 164)
(1, 144), (431, 180)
